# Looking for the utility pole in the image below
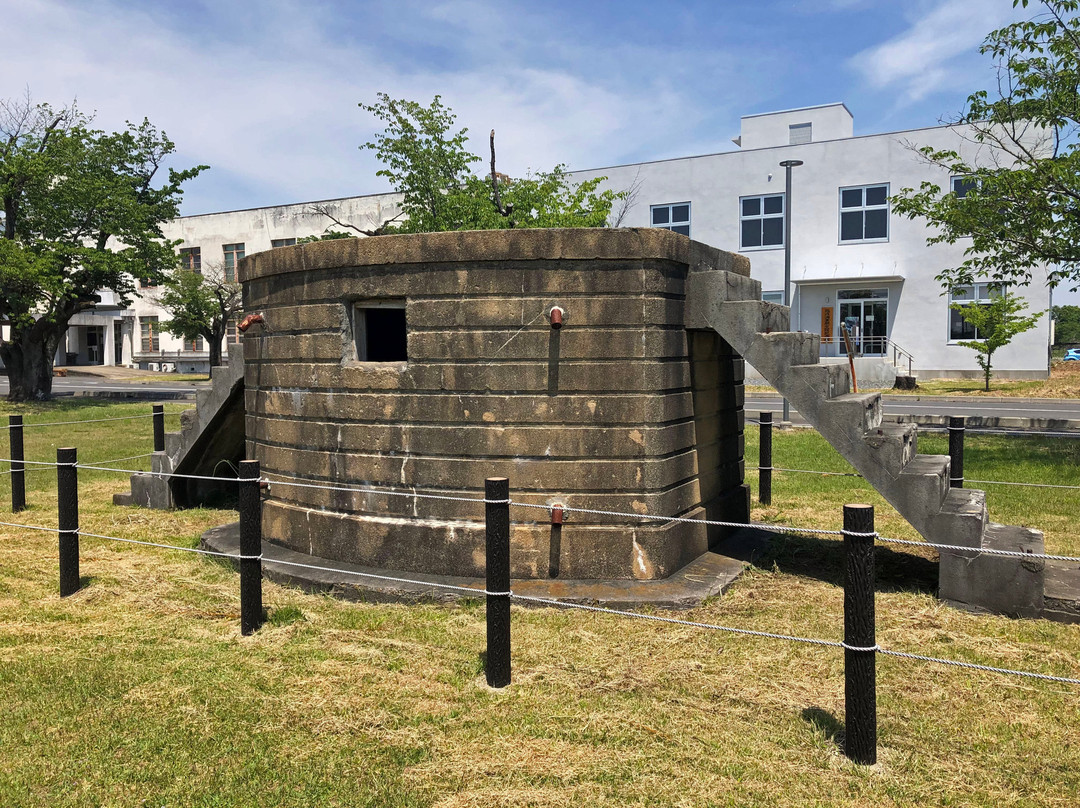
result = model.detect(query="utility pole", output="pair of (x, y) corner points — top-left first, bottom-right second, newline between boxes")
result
(779, 159), (803, 426)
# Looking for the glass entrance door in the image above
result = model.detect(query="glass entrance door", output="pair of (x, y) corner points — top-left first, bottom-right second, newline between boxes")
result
(837, 289), (888, 356)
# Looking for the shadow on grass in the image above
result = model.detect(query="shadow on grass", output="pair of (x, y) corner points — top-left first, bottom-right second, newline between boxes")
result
(802, 706), (845, 750)
(722, 527), (939, 597)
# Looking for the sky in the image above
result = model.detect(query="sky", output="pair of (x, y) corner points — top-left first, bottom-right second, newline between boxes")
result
(0, 0), (1032, 216)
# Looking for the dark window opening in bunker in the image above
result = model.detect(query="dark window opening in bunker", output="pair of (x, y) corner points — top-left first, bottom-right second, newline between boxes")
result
(356, 303), (408, 361)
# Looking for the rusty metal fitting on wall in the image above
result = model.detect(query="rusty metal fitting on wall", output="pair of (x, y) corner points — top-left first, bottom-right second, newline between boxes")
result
(549, 306), (565, 329)
(238, 313), (265, 332)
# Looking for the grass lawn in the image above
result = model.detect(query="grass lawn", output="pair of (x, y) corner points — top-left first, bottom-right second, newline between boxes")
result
(1, 400), (1079, 806)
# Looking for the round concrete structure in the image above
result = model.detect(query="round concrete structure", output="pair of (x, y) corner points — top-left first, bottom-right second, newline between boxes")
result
(239, 228), (751, 580)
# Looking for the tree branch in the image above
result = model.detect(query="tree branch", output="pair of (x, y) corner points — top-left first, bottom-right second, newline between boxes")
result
(489, 129), (513, 224)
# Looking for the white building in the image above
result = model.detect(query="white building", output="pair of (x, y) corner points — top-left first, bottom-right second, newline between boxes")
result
(58, 102), (1054, 379)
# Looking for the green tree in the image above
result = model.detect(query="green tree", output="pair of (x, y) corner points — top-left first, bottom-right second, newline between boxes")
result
(951, 290), (1043, 390)
(892, 1), (1080, 291)
(356, 94), (623, 234)
(0, 94), (205, 400)
(157, 261), (241, 368)
(359, 94), (479, 233)
(1053, 304), (1080, 343)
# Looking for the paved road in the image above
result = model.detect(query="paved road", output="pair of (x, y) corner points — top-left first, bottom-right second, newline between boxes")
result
(2, 376), (1077, 427)
(0, 376), (202, 398)
(746, 394), (1080, 428)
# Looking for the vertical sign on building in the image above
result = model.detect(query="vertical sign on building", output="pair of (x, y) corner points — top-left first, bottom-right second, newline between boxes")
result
(821, 306), (834, 349)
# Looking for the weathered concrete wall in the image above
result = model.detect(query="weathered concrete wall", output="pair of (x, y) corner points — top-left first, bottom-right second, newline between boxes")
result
(239, 228), (751, 580)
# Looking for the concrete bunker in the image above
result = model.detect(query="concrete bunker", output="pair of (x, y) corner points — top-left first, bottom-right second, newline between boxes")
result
(240, 229), (751, 580)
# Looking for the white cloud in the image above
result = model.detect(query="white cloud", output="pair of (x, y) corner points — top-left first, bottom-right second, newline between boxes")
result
(849, 0), (1020, 106)
(1, 0), (738, 213)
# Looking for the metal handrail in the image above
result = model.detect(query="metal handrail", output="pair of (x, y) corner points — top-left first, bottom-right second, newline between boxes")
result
(818, 336), (915, 374)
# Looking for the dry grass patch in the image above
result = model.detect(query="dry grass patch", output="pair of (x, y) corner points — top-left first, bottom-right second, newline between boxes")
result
(2, 402), (1080, 805)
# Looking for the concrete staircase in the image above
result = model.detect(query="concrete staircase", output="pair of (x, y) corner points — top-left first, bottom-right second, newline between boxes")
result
(113, 344), (246, 510)
(686, 269), (1046, 618)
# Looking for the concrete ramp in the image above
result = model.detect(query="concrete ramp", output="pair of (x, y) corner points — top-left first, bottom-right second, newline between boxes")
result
(685, 269), (1046, 619)
(114, 343), (246, 509)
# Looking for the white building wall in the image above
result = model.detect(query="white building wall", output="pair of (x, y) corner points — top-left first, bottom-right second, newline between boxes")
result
(70, 103), (1052, 379)
(738, 102), (853, 149)
(123, 193), (404, 370)
(570, 114), (1053, 379)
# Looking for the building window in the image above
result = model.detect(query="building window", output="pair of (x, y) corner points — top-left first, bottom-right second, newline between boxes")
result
(789, 122), (812, 145)
(740, 194), (785, 249)
(951, 176), (977, 198)
(223, 243), (245, 282)
(650, 203), (690, 237)
(839, 184), (889, 243)
(225, 317), (242, 344)
(183, 336), (204, 352)
(271, 238), (296, 248)
(762, 290), (784, 305)
(140, 317), (160, 352)
(139, 275), (158, 289)
(949, 283), (1002, 341)
(179, 247), (201, 273)
(353, 301), (407, 362)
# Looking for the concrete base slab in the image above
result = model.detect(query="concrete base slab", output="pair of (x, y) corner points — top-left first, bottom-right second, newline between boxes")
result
(1044, 560), (1080, 624)
(201, 523), (771, 610)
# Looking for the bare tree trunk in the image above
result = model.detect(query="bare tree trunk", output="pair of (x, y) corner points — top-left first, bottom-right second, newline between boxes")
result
(207, 331), (223, 367)
(2, 322), (59, 401)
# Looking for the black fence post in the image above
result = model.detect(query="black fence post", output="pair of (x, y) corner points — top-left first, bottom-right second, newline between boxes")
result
(239, 459), (264, 635)
(485, 477), (511, 688)
(759, 411), (773, 506)
(57, 447), (80, 597)
(843, 503), (877, 765)
(152, 405), (166, 453)
(948, 416), (965, 489)
(9, 415), (25, 513)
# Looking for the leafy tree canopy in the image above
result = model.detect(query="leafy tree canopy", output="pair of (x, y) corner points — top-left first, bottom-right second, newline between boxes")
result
(0, 93), (206, 400)
(1053, 303), (1080, 343)
(892, 1), (1080, 291)
(358, 93), (624, 234)
(157, 261), (242, 368)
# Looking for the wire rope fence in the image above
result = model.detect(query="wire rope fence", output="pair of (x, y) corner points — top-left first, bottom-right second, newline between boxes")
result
(3, 444), (1080, 766)
(753, 413), (1080, 505)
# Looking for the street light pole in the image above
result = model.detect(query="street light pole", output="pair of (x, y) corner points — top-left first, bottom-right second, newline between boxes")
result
(779, 159), (803, 426)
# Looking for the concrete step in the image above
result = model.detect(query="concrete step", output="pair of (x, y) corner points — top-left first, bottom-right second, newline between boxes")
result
(893, 454), (951, 530)
(164, 432), (183, 456)
(743, 331), (821, 380)
(179, 409), (198, 431)
(819, 392), (883, 433)
(940, 522), (1045, 618)
(684, 271), (765, 331)
(787, 363), (851, 400)
(928, 486), (988, 550)
(861, 421), (917, 478)
(698, 301), (790, 351)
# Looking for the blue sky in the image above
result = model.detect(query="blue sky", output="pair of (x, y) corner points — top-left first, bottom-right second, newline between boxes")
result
(2, 0), (1028, 215)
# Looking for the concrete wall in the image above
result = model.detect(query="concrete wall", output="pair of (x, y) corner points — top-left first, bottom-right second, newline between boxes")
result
(239, 228), (750, 580)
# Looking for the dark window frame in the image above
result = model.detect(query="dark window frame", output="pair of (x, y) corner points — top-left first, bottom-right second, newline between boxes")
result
(838, 183), (890, 244)
(740, 193), (785, 250)
(650, 202), (691, 237)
